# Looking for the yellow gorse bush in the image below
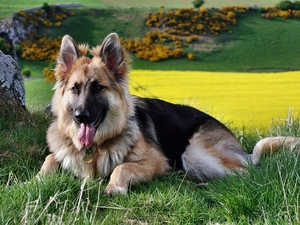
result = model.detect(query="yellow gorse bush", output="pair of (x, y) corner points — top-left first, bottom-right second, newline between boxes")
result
(18, 5), (74, 62)
(121, 6), (247, 62)
(121, 30), (186, 62)
(20, 34), (62, 61)
(17, 4), (74, 28)
(43, 67), (55, 83)
(145, 6), (247, 36)
(17, 4), (75, 82)
(262, 6), (300, 19)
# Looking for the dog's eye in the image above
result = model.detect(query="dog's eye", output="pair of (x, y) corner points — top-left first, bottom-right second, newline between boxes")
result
(71, 86), (78, 94)
(92, 81), (105, 92)
(96, 84), (103, 90)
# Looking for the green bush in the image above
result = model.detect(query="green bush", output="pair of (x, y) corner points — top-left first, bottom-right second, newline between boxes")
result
(192, 0), (204, 8)
(41, 2), (51, 13)
(14, 44), (21, 56)
(21, 68), (31, 78)
(276, 0), (294, 10)
(0, 37), (10, 54)
(294, 1), (300, 9)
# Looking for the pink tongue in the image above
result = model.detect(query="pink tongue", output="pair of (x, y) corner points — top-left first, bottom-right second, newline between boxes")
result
(78, 123), (95, 146)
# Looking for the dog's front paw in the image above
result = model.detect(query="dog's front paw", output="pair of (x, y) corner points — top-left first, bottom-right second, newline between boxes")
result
(104, 183), (128, 196)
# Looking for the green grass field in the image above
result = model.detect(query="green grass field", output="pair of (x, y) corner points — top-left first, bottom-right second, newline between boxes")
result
(204, 0), (278, 8)
(1, 1), (300, 224)
(25, 79), (54, 111)
(1, 107), (299, 224)
(15, 9), (300, 72)
(0, 0), (279, 19)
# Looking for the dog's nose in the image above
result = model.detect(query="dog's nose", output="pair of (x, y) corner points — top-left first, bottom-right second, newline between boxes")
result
(74, 110), (90, 123)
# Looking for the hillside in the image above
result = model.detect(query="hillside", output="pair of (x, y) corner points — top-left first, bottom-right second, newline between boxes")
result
(2, 1), (300, 73)
(16, 7), (300, 72)
(0, 0), (280, 19)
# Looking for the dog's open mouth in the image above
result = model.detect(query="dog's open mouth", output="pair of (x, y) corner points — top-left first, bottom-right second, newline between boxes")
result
(77, 111), (104, 147)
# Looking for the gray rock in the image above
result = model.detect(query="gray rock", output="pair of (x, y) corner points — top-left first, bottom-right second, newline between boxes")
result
(0, 17), (36, 45)
(0, 50), (25, 108)
(0, 3), (83, 45)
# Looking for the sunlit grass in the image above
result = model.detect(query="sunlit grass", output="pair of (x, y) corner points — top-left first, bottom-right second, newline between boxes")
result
(129, 70), (300, 130)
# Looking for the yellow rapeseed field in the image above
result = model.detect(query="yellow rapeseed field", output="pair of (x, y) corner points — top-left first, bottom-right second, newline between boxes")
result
(129, 70), (300, 129)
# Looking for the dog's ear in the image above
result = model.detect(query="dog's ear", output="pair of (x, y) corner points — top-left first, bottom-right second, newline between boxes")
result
(59, 35), (81, 72)
(100, 33), (123, 74)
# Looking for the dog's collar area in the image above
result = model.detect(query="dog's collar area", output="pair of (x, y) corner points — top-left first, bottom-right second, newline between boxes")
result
(83, 146), (94, 164)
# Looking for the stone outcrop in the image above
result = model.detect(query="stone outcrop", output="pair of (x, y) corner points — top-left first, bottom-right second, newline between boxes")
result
(0, 50), (25, 109)
(0, 3), (82, 43)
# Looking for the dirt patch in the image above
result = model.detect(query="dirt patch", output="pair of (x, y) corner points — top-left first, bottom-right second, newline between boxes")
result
(191, 44), (213, 51)
(112, 13), (135, 22)
(177, 34), (217, 51)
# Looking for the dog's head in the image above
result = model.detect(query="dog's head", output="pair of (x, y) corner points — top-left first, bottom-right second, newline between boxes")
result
(52, 33), (133, 148)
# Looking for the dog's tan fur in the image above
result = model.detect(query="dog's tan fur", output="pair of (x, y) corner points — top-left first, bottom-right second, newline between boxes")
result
(38, 33), (300, 195)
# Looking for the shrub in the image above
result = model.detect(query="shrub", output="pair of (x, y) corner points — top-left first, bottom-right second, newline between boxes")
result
(0, 37), (11, 54)
(14, 44), (21, 56)
(20, 34), (61, 61)
(294, 1), (300, 9)
(121, 30), (188, 62)
(262, 5), (300, 19)
(17, 4), (74, 29)
(192, 0), (205, 8)
(41, 2), (51, 13)
(145, 6), (247, 36)
(21, 68), (31, 78)
(187, 53), (195, 60)
(276, 1), (294, 10)
(43, 62), (56, 83)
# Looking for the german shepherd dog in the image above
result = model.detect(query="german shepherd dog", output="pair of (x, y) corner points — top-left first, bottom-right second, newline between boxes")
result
(38, 33), (300, 195)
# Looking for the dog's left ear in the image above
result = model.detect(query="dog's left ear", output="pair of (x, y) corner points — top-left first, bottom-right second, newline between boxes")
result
(100, 33), (123, 74)
(59, 35), (81, 73)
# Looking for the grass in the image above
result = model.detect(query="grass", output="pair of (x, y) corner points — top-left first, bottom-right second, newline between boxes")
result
(24, 79), (54, 111)
(1, 2), (300, 223)
(19, 60), (48, 79)
(14, 10), (300, 73)
(0, 107), (299, 224)
(132, 12), (300, 72)
(47, 8), (151, 46)
(0, 0), (110, 19)
(204, 0), (279, 8)
(4, 2), (300, 72)
(208, 12), (300, 72)
(0, 0), (279, 18)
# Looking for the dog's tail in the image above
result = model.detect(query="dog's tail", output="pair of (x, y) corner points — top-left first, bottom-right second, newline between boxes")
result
(251, 136), (300, 165)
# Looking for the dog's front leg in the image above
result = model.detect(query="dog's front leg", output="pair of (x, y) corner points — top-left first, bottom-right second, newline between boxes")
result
(104, 135), (170, 195)
(36, 153), (60, 179)
(104, 161), (162, 195)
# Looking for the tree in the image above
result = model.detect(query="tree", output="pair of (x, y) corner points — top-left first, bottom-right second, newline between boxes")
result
(293, 1), (300, 10)
(192, 0), (205, 8)
(276, 1), (294, 10)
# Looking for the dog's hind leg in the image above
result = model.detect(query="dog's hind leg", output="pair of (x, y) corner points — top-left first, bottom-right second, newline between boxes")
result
(36, 153), (60, 179)
(181, 127), (249, 181)
(104, 135), (170, 195)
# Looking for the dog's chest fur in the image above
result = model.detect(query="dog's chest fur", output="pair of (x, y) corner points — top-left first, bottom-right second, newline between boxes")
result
(54, 118), (140, 178)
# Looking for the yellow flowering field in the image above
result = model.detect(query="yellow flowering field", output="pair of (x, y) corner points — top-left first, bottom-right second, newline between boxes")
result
(129, 70), (300, 129)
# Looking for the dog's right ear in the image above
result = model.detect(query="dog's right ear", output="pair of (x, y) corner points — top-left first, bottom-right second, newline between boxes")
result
(59, 35), (81, 73)
(100, 33), (123, 75)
